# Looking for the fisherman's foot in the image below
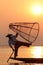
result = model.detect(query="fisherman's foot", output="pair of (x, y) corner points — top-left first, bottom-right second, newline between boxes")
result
(14, 56), (17, 59)
(14, 57), (16, 59)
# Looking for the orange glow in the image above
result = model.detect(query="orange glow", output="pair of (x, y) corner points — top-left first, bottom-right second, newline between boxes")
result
(0, 0), (43, 45)
(32, 5), (42, 15)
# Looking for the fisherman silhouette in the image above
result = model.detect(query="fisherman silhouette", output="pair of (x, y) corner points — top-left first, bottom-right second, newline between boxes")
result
(6, 33), (32, 58)
(6, 33), (18, 58)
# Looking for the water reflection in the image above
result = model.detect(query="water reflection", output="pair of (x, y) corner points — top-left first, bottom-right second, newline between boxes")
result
(31, 46), (43, 58)
(0, 46), (43, 65)
(34, 64), (43, 65)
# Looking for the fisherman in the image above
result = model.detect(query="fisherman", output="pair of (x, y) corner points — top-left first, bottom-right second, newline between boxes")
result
(6, 33), (18, 58)
(6, 33), (31, 58)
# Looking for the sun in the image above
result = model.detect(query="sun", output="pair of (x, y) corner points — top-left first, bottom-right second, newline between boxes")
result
(32, 5), (42, 15)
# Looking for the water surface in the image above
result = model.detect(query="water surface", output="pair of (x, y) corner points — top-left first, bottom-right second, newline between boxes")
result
(0, 46), (43, 65)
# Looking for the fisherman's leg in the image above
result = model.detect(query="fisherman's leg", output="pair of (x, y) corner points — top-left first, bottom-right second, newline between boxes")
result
(9, 43), (14, 51)
(18, 41), (31, 47)
(13, 45), (15, 58)
(14, 44), (19, 58)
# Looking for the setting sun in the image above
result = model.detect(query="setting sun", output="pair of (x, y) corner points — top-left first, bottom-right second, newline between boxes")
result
(32, 5), (42, 15)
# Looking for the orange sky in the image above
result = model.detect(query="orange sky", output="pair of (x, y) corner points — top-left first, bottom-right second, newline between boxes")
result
(0, 0), (43, 45)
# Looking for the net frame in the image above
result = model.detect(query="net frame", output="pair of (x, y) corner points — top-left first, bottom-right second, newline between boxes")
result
(9, 22), (39, 44)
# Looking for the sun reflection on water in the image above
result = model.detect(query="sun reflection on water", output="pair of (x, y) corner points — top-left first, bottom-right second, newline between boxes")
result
(32, 46), (43, 58)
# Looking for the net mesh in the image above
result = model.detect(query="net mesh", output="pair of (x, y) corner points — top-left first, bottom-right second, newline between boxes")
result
(9, 22), (39, 44)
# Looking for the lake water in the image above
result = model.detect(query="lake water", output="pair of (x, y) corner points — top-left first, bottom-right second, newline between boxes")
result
(0, 46), (43, 65)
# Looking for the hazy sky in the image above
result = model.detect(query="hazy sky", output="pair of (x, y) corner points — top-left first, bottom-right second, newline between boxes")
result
(0, 0), (43, 46)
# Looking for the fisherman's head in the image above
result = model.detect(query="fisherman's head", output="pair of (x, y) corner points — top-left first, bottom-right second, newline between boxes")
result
(6, 34), (12, 38)
(6, 33), (18, 38)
